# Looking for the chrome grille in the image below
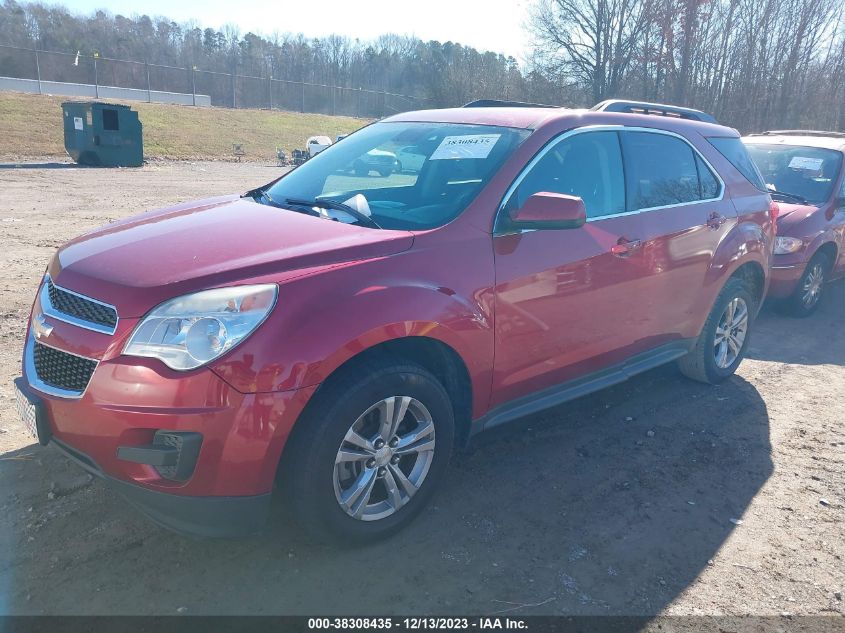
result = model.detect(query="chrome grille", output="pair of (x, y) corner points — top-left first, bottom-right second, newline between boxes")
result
(46, 278), (117, 330)
(32, 342), (97, 393)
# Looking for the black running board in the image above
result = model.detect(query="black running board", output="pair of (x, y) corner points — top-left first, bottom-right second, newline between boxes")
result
(474, 339), (695, 435)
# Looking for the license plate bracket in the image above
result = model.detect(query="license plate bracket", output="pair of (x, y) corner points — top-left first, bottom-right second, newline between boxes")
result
(13, 377), (52, 446)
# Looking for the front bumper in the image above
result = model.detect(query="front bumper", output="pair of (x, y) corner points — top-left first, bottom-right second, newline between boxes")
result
(52, 436), (272, 537)
(17, 345), (317, 536)
(20, 337), (317, 496)
(768, 263), (805, 299)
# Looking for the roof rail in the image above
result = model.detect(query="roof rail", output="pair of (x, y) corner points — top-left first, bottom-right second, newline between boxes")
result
(462, 99), (560, 109)
(591, 99), (718, 124)
(748, 130), (845, 139)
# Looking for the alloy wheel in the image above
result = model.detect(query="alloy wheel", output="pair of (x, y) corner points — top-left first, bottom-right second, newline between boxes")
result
(714, 297), (748, 369)
(801, 262), (825, 309)
(333, 396), (436, 521)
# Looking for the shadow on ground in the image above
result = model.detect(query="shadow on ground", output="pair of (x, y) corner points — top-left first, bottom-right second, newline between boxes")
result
(0, 358), (771, 615)
(748, 280), (845, 366)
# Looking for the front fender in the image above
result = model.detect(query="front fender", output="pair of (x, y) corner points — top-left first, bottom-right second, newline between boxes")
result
(803, 230), (840, 264)
(211, 263), (495, 414)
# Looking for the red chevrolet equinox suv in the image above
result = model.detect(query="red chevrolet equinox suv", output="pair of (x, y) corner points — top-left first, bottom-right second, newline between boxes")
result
(14, 100), (774, 543)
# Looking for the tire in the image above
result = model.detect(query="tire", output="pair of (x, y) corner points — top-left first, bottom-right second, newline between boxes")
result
(353, 161), (368, 177)
(678, 277), (756, 384)
(378, 168), (392, 177)
(780, 251), (830, 318)
(281, 359), (454, 544)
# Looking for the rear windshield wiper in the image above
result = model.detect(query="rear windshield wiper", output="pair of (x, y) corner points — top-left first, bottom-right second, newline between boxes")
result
(283, 197), (382, 229)
(768, 189), (809, 204)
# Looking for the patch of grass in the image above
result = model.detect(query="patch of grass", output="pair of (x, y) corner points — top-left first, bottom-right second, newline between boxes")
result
(0, 91), (368, 162)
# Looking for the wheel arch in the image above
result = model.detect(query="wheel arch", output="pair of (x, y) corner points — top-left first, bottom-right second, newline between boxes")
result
(276, 335), (475, 483)
(814, 240), (838, 267)
(728, 260), (766, 309)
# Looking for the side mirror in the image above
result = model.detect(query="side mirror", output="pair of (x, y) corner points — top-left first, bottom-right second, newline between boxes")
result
(511, 192), (587, 230)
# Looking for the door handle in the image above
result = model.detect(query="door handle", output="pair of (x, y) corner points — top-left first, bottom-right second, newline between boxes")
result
(707, 212), (727, 229)
(611, 238), (642, 257)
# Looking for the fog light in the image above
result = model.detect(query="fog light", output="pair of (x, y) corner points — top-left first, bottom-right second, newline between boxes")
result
(153, 431), (202, 481)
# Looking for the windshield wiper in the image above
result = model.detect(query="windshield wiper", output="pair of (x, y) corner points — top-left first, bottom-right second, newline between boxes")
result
(768, 189), (809, 204)
(244, 187), (324, 218)
(243, 186), (283, 207)
(283, 197), (382, 229)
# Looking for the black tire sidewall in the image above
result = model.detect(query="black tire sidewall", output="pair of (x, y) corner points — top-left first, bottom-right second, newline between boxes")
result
(701, 279), (756, 382)
(290, 365), (454, 544)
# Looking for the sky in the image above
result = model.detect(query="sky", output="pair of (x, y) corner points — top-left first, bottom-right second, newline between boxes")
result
(59, 0), (533, 61)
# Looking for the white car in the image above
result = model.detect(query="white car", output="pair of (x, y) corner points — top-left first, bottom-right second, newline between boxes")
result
(353, 148), (399, 177)
(395, 146), (428, 173)
(306, 136), (333, 157)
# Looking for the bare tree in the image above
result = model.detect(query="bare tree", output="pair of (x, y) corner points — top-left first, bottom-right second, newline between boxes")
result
(526, 0), (845, 132)
(528, 0), (652, 102)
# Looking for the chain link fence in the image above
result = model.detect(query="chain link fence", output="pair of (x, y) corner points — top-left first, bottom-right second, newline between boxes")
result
(0, 44), (427, 118)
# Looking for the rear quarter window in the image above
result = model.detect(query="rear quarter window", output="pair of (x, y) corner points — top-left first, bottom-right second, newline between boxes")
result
(708, 137), (767, 190)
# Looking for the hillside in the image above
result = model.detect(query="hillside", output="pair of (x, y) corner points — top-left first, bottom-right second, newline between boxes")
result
(0, 91), (367, 162)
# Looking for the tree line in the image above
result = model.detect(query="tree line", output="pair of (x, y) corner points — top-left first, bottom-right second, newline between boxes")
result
(0, 0), (553, 113)
(528, 0), (845, 131)
(1, 0), (845, 131)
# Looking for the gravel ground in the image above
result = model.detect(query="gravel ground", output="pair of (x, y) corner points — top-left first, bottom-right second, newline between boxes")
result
(0, 160), (842, 617)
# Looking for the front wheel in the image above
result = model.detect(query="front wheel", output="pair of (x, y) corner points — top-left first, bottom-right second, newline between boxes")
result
(282, 360), (454, 544)
(781, 252), (830, 318)
(678, 277), (756, 384)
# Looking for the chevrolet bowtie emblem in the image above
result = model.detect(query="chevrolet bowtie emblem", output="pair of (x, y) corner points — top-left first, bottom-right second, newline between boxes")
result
(32, 313), (53, 340)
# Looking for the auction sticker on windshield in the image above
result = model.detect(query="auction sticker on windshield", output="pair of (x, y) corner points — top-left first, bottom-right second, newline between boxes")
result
(789, 156), (824, 171)
(430, 134), (501, 160)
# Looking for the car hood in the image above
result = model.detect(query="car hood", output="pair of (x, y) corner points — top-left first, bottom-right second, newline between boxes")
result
(775, 201), (819, 225)
(49, 195), (414, 317)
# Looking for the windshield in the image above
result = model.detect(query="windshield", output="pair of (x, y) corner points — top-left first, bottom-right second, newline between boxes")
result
(264, 121), (531, 230)
(744, 143), (843, 204)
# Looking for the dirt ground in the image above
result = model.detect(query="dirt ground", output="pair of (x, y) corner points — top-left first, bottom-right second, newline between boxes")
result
(0, 160), (842, 617)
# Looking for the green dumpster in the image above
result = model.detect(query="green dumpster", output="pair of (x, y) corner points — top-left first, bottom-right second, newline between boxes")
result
(62, 101), (144, 167)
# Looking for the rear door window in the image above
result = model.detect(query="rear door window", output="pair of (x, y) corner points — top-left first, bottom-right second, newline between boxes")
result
(506, 130), (625, 220)
(697, 155), (720, 199)
(620, 131), (717, 211)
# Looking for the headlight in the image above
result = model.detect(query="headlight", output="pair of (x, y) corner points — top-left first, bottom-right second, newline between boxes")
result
(774, 236), (803, 255)
(124, 285), (277, 370)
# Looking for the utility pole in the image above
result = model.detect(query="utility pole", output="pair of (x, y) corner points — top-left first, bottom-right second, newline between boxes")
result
(34, 48), (42, 94)
(231, 53), (237, 108)
(93, 51), (99, 98)
(145, 60), (151, 102)
(191, 65), (197, 106)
